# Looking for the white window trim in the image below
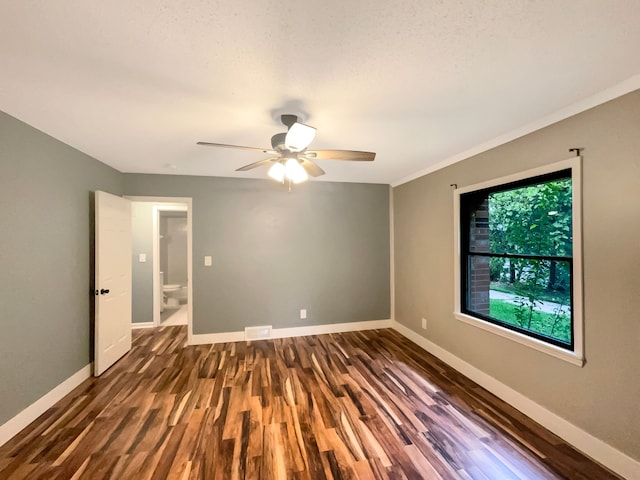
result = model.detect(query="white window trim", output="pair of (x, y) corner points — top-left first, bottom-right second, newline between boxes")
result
(453, 157), (584, 367)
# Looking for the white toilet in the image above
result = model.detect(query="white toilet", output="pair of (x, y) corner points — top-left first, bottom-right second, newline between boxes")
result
(160, 272), (186, 308)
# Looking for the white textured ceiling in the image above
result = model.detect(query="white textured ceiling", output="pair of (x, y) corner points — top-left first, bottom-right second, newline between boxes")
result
(1, 1), (639, 185)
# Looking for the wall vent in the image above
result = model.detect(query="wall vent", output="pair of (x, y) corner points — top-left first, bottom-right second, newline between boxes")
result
(245, 325), (272, 340)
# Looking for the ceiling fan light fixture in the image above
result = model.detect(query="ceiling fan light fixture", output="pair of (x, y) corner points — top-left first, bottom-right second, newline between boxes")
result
(267, 161), (286, 182)
(285, 157), (308, 183)
(285, 122), (316, 152)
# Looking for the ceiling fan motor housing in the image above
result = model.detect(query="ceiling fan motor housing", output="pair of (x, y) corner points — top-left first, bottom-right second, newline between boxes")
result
(270, 132), (288, 151)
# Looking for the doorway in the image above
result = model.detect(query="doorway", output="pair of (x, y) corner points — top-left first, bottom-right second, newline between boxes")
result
(158, 208), (188, 326)
(128, 196), (193, 343)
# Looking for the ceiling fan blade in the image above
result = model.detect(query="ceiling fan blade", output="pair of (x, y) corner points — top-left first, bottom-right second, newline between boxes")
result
(300, 159), (325, 177)
(197, 141), (276, 155)
(304, 150), (375, 161)
(235, 157), (278, 171)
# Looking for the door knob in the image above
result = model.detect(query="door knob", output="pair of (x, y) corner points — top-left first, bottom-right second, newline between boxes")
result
(100, 289), (110, 295)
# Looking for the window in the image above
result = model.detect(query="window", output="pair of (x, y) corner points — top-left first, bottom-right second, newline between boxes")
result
(454, 158), (583, 365)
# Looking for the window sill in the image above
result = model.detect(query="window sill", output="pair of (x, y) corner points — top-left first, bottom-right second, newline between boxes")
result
(454, 311), (585, 367)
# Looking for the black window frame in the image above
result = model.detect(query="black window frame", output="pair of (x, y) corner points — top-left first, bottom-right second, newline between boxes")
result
(459, 168), (575, 351)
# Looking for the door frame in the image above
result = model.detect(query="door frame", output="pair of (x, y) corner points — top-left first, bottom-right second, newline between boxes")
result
(126, 196), (193, 344)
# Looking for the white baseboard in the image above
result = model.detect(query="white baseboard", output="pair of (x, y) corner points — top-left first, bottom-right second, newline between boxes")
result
(0, 364), (92, 448)
(131, 322), (156, 329)
(190, 319), (393, 345)
(191, 330), (245, 345)
(391, 321), (639, 480)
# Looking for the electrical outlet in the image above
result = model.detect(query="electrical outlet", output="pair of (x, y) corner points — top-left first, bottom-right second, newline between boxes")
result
(300, 309), (307, 319)
(421, 317), (427, 329)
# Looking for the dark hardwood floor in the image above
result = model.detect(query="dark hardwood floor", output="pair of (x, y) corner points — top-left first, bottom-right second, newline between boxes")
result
(0, 326), (620, 479)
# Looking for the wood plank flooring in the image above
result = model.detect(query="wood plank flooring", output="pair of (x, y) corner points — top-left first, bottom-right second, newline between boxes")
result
(0, 327), (621, 479)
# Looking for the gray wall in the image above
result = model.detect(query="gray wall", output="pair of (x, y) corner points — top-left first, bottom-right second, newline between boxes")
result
(0, 111), (123, 425)
(124, 175), (391, 334)
(131, 202), (154, 324)
(393, 89), (640, 460)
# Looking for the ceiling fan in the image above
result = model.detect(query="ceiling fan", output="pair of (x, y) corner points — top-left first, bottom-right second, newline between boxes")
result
(197, 114), (375, 185)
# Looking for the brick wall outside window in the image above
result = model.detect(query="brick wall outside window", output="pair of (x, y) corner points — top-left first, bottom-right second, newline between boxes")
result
(468, 198), (490, 315)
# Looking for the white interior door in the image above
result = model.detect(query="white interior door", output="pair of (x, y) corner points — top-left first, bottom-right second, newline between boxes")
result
(95, 191), (132, 376)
